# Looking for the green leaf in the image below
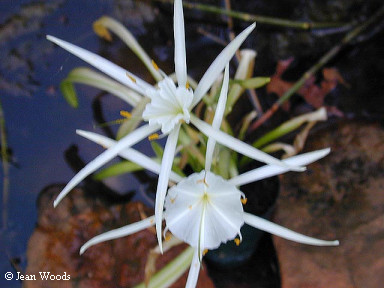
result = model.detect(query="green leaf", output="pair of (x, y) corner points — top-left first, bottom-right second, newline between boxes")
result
(133, 246), (194, 288)
(60, 80), (79, 108)
(217, 147), (231, 179)
(64, 67), (142, 107)
(94, 16), (162, 82)
(231, 77), (271, 89)
(93, 161), (143, 180)
(151, 141), (164, 159)
(252, 108), (327, 149)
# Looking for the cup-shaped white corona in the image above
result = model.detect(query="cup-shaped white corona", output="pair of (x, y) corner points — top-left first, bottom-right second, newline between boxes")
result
(164, 170), (244, 251)
(143, 77), (194, 134)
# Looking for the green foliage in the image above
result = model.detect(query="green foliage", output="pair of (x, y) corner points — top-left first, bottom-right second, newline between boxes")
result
(60, 80), (78, 108)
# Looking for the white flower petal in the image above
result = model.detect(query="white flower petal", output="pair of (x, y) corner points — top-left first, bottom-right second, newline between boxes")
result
(191, 115), (304, 172)
(76, 130), (184, 183)
(174, 0), (187, 87)
(205, 64), (229, 171)
(143, 77), (193, 134)
(185, 249), (201, 288)
(165, 171), (244, 250)
(47, 35), (154, 95)
(229, 148), (331, 186)
(243, 212), (339, 246)
(80, 215), (155, 255)
(155, 125), (181, 253)
(204, 172), (243, 249)
(192, 23), (256, 107)
(53, 124), (159, 207)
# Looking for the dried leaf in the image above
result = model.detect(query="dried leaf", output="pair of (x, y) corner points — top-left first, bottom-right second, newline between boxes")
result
(267, 59), (347, 111)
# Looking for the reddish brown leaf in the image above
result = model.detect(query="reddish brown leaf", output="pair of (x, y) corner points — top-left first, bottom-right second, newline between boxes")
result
(267, 59), (347, 111)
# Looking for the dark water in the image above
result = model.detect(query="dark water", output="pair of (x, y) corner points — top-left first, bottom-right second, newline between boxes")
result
(0, 0), (383, 287)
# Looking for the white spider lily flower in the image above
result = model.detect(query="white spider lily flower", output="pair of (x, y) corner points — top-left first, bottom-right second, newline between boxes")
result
(78, 147), (339, 288)
(164, 170), (245, 252)
(48, 0), (304, 252)
(163, 84), (339, 287)
(47, 1), (256, 201)
(142, 77), (194, 134)
(78, 64), (338, 288)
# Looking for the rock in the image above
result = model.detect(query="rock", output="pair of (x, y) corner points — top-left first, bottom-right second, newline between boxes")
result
(24, 185), (214, 288)
(273, 121), (384, 288)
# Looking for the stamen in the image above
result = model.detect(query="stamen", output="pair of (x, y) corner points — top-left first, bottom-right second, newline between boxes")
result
(165, 234), (172, 242)
(120, 110), (132, 119)
(197, 178), (209, 187)
(126, 73), (137, 83)
(115, 119), (125, 124)
(148, 133), (160, 141)
(241, 198), (248, 205)
(234, 238), (241, 246)
(94, 118), (126, 128)
(151, 59), (160, 71)
(186, 81), (190, 89)
(203, 249), (208, 256)
(163, 227), (169, 239)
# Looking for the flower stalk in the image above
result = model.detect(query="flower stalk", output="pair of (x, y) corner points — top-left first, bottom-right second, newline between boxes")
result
(153, 0), (352, 30)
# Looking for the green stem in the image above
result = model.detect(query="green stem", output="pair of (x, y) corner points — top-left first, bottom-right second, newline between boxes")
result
(153, 0), (351, 30)
(250, 5), (384, 130)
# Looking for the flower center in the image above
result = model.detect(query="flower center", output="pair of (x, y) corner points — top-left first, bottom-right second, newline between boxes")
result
(142, 77), (194, 134)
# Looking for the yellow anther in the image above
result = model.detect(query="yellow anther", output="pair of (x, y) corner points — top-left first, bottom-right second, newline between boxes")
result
(234, 238), (241, 246)
(148, 133), (159, 141)
(241, 198), (248, 205)
(186, 81), (190, 89)
(203, 249), (208, 256)
(127, 73), (137, 83)
(170, 197), (176, 204)
(120, 110), (132, 119)
(188, 205), (192, 210)
(151, 59), (160, 71)
(165, 234), (172, 242)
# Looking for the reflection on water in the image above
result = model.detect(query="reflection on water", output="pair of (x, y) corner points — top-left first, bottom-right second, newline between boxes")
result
(0, 1), (158, 286)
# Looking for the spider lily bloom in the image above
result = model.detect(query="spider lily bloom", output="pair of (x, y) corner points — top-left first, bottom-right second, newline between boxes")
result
(163, 66), (339, 287)
(47, 0), (304, 251)
(78, 66), (338, 288)
(78, 148), (338, 288)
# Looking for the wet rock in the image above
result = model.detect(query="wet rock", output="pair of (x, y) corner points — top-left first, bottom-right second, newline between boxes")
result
(273, 121), (384, 288)
(24, 185), (214, 288)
